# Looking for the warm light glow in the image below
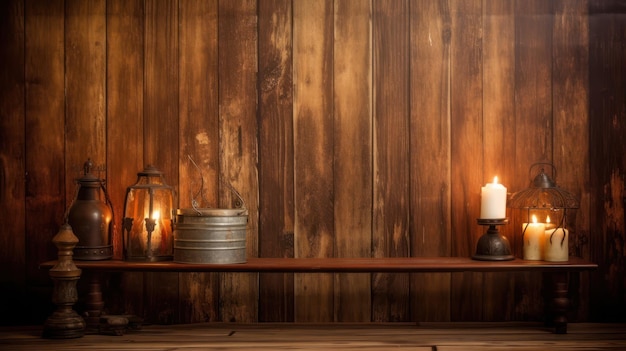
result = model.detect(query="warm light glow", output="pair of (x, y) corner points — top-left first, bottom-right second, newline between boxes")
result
(152, 210), (160, 221)
(493, 176), (499, 184)
(532, 214), (538, 224)
(546, 215), (551, 224)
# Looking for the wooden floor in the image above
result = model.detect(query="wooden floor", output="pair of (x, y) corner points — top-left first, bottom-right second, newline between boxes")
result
(2, 322), (625, 350)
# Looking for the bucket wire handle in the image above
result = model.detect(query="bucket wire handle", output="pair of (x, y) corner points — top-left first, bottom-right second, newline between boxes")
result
(187, 155), (209, 215)
(220, 179), (246, 209)
(187, 155), (246, 212)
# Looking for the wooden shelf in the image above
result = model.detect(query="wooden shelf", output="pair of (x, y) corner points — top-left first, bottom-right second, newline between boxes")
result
(39, 256), (597, 336)
(40, 256), (597, 273)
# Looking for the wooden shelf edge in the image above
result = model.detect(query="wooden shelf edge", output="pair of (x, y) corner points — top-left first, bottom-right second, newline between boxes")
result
(39, 256), (598, 273)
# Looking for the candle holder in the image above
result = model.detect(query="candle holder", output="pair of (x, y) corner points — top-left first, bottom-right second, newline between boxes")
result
(472, 218), (514, 261)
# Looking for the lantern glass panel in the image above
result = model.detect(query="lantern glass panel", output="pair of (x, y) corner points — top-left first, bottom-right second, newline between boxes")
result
(123, 166), (174, 261)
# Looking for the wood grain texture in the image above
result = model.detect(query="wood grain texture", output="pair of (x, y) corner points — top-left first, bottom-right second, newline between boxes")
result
(143, 0), (180, 324)
(24, 0), (66, 285)
(218, 0), (259, 323)
(105, 0), (145, 319)
(178, 0), (220, 323)
(106, 0), (144, 260)
(0, 0), (613, 325)
(39, 256), (598, 273)
(65, 0), (106, 195)
(481, 0), (516, 321)
(552, 0), (590, 321)
(449, 0), (483, 321)
(409, 0), (452, 322)
(293, 0), (335, 322)
(513, 0), (554, 322)
(3, 322), (625, 351)
(0, 0), (25, 284)
(372, 0), (410, 323)
(588, 0), (626, 322)
(258, 0), (295, 322)
(0, 0), (26, 324)
(333, 0), (372, 322)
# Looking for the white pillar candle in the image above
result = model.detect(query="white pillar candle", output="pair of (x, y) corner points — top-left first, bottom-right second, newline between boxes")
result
(522, 215), (545, 260)
(544, 227), (569, 262)
(480, 176), (507, 219)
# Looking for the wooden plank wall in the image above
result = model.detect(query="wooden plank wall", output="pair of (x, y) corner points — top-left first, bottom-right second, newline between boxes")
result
(2, 0), (623, 325)
(589, 0), (626, 322)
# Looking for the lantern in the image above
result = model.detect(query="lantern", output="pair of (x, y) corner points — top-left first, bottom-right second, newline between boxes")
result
(68, 159), (113, 260)
(123, 165), (175, 261)
(509, 162), (579, 261)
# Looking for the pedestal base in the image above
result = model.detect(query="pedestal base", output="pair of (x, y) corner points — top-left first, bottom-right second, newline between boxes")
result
(472, 219), (514, 261)
(42, 309), (86, 339)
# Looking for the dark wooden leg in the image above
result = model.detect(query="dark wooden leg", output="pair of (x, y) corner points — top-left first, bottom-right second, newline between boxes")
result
(544, 271), (570, 334)
(84, 272), (105, 331)
(82, 272), (134, 335)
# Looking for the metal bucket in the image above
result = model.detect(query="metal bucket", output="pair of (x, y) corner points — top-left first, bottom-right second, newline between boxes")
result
(173, 208), (248, 264)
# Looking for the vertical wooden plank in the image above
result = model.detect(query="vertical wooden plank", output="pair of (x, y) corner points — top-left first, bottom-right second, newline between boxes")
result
(513, 0), (554, 322)
(481, 0), (516, 321)
(409, 0), (452, 322)
(552, 0), (590, 321)
(588, 0), (626, 321)
(65, 3), (107, 316)
(65, 0), (106, 187)
(106, 0), (145, 317)
(178, 0), (220, 323)
(333, 0), (372, 322)
(0, 0), (26, 323)
(293, 0), (334, 322)
(218, 0), (259, 323)
(372, 0), (410, 322)
(24, 0), (65, 285)
(449, 0), (483, 321)
(258, 0), (295, 322)
(144, 0), (179, 324)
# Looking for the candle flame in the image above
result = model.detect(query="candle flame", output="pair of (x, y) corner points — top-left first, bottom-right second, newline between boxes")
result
(532, 214), (538, 224)
(493, 176), (498, 184)
(546, 215), (551, 224)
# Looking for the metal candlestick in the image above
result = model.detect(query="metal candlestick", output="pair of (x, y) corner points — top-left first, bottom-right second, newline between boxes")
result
(472, 218), (514, 261)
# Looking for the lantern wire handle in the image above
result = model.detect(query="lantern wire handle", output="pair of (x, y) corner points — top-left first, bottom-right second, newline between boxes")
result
(63, 182), (81, 224)
(100, 180), (116, 239)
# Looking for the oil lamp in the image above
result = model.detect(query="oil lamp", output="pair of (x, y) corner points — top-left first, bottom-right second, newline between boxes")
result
(123, 165), (175, 261)
(509, 162), (579, 261)
(68, 159), (113, 260)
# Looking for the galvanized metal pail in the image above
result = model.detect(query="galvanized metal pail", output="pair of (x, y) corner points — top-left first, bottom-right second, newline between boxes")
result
(173, 207), (248, 264)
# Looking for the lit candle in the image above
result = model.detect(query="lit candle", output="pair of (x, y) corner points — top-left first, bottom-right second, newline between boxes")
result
(545, 215), (557, 230)
(480, 176), (507, 219)
(522, 215), (545, 260)
(544, 227), (568, 262)
(150, 210), (162, 253)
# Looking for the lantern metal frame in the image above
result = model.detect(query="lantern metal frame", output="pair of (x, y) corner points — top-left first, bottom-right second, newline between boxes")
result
(509, 162), (579, 256)
(122, 165), (175, 262)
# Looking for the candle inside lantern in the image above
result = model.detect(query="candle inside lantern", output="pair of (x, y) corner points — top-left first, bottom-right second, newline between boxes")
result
(147, 210), (163, 255)
(544, 227), (568, 262)
(522, 215), (545, 260)
(480, 176), (507, 219)
(545, 215), (557, 230)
